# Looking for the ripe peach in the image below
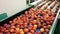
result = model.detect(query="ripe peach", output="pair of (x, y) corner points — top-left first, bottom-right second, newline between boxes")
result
(48, 25), (51, 29)
(10, 29), (14, 32)
(46, 21), (51, 25)
(40, 28), (44, 32)
(20, 31), (24, 34)
(30, 30), (34, 34)
(43, 25), (47, 29)
(24, 28), (29, 33)
(16, 28), (20, 31)
(45, 29), (49, 33)
(11, 26), (15, 29)
(20, 29), (23, 32)
(34, 24), (37, 28)
(33, 27), (36, 31)
(27, 32), (32, 34)
(36, 31), (41, 34)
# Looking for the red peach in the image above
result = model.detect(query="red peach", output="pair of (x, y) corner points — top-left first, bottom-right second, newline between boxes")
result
(30, 30), (34, 34)
(24, 28), (29, 33)
(43, 25), (47, 29)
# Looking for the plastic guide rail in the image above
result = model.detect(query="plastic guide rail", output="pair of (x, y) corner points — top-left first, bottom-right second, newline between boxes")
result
(51, 3), (59, 12)
(50, 1), (56, 7)
(47, 1), (56, 9)
(49, 8), (60, 34)
(34, 1), (46, 10)
(38, 1), (46, 6)
(30, 0), (44, 6)
(41, 1), (52, 10)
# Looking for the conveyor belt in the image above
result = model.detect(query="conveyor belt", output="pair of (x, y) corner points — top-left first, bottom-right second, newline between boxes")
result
(33, 1), (60, 34)
(0, 1), (60, 34)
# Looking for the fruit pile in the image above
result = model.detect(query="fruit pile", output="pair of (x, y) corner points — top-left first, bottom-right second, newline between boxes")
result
(0, 8), (56, 34)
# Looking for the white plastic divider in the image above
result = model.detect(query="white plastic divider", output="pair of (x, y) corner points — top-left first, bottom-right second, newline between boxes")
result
(47, 1), (56, 9)
(40, 1), (51, 10)
(34, 1), (46, 10)
(30, 0), (44, 6)
(38, 1), (46, 6)
(51, 3), (59, 12)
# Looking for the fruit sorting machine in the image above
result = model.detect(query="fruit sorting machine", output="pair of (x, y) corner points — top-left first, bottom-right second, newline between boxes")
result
(0, 1), (60, 34)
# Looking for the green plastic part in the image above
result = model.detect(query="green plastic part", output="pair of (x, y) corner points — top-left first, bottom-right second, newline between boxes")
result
(26, 0), (30, 5)
(55, 19), (60, 34)
(0, 13), (8, 21)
